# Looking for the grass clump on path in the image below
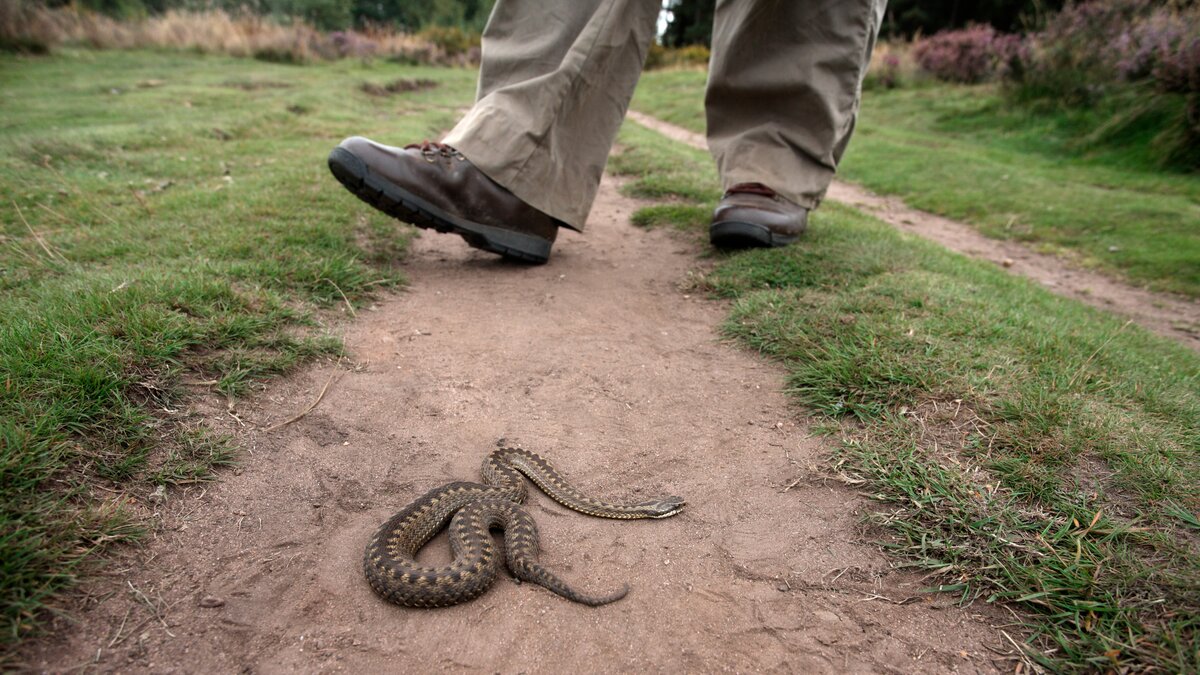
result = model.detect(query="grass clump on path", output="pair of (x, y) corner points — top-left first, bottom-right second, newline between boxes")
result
(615, 119), (1200, 672)
(631, 70), (1200, 298)
(0, 49), (477, 651)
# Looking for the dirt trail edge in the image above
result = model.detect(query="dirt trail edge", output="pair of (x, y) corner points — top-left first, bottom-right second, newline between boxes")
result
(23, 177), (1007, 673)
(626, 111), (1200, 352)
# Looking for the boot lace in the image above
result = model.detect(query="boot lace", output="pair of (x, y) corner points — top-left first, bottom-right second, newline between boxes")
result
(405, 141), (466, 162)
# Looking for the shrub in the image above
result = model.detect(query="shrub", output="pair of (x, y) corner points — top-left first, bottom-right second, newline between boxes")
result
(1, 0), (53, 52)
(863, 41), (920, 90)
(1155, 36), (1200, 95)
(415, 24), (477, 57)
(1009, 0), (1200, 169)
(644, 43), (710, 70)
(874, 53), (902, 89)
(1013, 0), (1152, 103)
(1014, 1), (1199, 97)
(912, 24), (1024, 84)
(329, 29), (376, 59)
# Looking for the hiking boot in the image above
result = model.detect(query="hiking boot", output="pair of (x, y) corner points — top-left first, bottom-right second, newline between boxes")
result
(709, 183), (808, 249)
(328, 137), (560, 264)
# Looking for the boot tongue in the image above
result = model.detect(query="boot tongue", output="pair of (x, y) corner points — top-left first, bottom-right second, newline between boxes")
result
(725, 182), (776, 198)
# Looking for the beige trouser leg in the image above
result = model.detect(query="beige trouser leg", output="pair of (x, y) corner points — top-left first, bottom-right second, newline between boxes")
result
(706, 0), (888, 209)
(446, 0), (886, 229)
(443, 0), (661, 231)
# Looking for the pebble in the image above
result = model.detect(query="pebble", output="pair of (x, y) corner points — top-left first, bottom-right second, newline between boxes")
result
(147, 485), (167, 505)
(198, 596), (225, 608)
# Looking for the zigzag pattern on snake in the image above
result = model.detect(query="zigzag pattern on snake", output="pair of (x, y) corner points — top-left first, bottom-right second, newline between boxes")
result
(364, 447), (686, 607)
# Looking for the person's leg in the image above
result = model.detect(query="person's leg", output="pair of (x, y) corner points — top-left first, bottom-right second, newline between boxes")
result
(445, 0), (661, 230)
(329, 0), (659, 263)
(706, 0), (887, 248)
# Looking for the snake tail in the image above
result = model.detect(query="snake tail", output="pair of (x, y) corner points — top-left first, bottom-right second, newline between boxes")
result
(514, 561), (631, 607)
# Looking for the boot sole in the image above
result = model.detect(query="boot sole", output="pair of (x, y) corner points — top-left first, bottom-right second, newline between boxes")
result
(327, 146), (552, 264)
(710, 221), (801, 250)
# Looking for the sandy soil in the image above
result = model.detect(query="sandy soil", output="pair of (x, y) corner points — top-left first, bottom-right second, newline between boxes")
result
(626, 111), (1200, 353)
(20, 177), (1013, 673)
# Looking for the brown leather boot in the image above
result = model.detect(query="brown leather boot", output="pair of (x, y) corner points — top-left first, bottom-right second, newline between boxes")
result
(710, 183), (808, 249)
(328, 137), (561, 264)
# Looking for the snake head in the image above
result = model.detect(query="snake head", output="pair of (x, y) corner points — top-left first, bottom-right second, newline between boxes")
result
(641, 495), (686, 518)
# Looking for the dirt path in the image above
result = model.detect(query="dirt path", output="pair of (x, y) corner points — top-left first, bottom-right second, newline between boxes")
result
(23, 177), (1008, 673)
(626, 111), (1200, 352)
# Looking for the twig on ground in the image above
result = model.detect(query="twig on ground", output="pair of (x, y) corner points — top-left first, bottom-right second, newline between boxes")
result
(105, 607), (133, 648)
(126, 581), (175, 638)
(227, 398), (246, 427)
(780, 476), (804, 493)
(36, 201), (80, 227)
(107, 613), (158, 649)
(264, 368), (342, 432)
(129, 187), (153, 215)
(13, 200), (65, 263)
(322, 277), (357, 318)
(854, 593), (918, 605)
(1000, 629), (1043, 674)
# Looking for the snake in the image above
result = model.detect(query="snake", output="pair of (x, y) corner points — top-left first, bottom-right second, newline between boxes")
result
(364, 447), (686, 607)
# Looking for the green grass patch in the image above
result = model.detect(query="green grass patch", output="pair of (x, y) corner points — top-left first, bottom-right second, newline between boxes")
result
(610, 124), (720, 203)
(0, 49), (477, 651)
(629, 203), (711, 231)
(616, 118), (1200, 671)
(146, 428), (237, 486)
(631, 71), (1200, 298)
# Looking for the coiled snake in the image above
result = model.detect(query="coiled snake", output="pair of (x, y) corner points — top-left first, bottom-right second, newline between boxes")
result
(364, 447), (686, 607)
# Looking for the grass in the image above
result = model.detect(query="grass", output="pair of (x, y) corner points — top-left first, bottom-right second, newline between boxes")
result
(0, 48), (477, 653)
(630, 70), (1200, 298)
(612, 118), (1200, 672)
(3, 46), (1197, 671)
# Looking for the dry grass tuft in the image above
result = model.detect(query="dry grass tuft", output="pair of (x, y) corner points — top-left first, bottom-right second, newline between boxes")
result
(864, 40), (923, 90)
(0, 1), (469, 65)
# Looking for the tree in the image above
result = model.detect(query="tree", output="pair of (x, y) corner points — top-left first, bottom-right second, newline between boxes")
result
(350, 0), (493, 31)
(659, 0), (1068, 48)
(882, 0), (1066, 38)
(662, 0), (713, 48)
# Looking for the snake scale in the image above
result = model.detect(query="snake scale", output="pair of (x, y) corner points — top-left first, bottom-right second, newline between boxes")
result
(364, 447), (686, 607)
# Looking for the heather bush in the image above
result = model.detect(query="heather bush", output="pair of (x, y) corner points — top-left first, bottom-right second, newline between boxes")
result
(871, 53), (902, 88)
(1010, 0), (1200, 169)
(1015, 0), (1200, 98)
(329, 29), (376, 59)
(1155, 35), (1200, 95)
(863, 40), (920, 90)
(1015, 0), (1149, 102)
(912, 25), (1024, 83)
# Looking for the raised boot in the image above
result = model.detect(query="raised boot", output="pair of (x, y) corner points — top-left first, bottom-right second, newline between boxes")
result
(329, 137), (561, 264)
